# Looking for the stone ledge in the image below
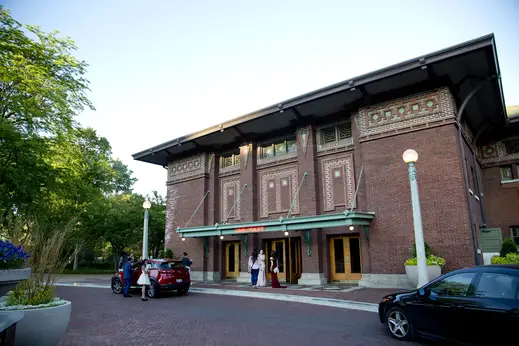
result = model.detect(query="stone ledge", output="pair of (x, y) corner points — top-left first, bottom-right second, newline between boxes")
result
(297, 273), (327, 285)
(236, 272), (250, 284)
(189, 271), (222, 282)
(359, 274), (412, 289)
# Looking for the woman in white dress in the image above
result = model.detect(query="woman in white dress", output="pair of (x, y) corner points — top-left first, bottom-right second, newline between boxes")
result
(256, 249), (266, 287)
(137, 259), (151, 301)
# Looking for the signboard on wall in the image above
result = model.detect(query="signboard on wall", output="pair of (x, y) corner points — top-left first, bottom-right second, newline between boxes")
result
(235, 226), (265, 234)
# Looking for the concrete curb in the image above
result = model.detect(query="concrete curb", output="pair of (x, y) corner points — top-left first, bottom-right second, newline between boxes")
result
(55, 282), (378, 313)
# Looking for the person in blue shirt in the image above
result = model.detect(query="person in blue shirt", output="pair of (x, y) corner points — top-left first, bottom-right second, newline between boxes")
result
(123, 257), (133, 297)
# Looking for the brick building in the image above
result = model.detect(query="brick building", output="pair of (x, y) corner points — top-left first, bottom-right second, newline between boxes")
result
(133, 34), (519, 288)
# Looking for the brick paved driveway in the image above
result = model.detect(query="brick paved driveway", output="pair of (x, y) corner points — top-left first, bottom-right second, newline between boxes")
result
(57, 287), (427, 346)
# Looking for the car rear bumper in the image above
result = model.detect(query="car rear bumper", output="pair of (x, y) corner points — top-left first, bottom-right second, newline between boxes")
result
(159, 281), (191, 291)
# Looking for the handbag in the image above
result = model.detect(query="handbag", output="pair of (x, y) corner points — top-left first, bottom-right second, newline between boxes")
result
(273, 267), (279, 274)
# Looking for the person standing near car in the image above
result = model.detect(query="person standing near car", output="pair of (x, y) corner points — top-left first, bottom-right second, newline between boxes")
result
(181, 252), (192, 273)
(123, 257), (133, 297)
(137, 259), (151, 301)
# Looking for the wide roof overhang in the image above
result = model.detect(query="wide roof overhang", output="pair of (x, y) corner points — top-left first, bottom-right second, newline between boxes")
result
(133, 34), (508, 166)
(176, 210), (375, 238)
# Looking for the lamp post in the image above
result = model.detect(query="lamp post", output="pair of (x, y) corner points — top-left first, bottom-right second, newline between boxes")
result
(142, 199), (151, 260)
(402, 149), (429, 288)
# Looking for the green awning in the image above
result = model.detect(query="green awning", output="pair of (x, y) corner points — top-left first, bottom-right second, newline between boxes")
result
(176, 210), (375, 238)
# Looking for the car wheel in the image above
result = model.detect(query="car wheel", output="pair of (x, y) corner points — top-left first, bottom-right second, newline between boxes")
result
(385, 307), (415, 341)
(147, 281), (159, 298)
(111, 278), (123, 294)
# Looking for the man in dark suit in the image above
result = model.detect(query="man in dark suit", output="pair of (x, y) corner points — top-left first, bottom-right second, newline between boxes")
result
(123, 257), (133, 297)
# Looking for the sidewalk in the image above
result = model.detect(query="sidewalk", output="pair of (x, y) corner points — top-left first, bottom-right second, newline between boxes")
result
(56, 274), (404, 304)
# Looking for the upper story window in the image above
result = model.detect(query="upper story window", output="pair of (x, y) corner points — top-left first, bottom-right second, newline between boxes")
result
(318, 120), (352, 146)
(220, 152), (240, 169)
(504, 139), (519, 155)
(500, 165), (515, 181)
(259, 137), (297, 159)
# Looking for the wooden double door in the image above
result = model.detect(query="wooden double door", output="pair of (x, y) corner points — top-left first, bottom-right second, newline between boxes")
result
(329, 235), (362, 281)
(264, 238), (301, 283)
(225, 242), (241, 278)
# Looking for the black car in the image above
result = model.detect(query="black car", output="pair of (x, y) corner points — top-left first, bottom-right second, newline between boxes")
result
(379, 264), (519, 345)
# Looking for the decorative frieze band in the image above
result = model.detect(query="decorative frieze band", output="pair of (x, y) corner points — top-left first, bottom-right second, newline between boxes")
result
(167, 154), (208, 183)
(478, 141), (519, 165)
(355, 87), (456, 139)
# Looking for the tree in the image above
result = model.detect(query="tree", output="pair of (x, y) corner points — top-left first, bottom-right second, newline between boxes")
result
(147, 191), (166, 258)
(0, 120), (53, 220)
(0, 7), (96, 221)
(79, 194), (143, 268)
(0, 7), (94, 136)
(0, 9), (142, 269)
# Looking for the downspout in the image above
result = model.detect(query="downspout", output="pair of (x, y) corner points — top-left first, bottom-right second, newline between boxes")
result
(472, 124), (490, 227)
(456, 75), (496, 266)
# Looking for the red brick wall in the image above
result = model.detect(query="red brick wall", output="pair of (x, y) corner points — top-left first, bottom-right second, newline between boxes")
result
(165, 178), (207, 269)
(359, 124), (475, 274)
(163, 88), (493, 280)
(482, 166), (519, 239)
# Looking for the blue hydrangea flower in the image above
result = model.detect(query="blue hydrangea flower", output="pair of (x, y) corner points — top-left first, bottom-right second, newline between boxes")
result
(0, 240), (30, 270)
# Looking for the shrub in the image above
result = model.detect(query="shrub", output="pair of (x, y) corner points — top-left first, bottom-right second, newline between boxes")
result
(491, 253), (519, 264)
(164, 248), (174, 259)
(4, 220), (73, 309)
(405, 254), (446, 267)
(499, 237), (518, 257)
(0, 240), (30, 270)
(6, 280), (56, 307)
(411, 242), (432, 258)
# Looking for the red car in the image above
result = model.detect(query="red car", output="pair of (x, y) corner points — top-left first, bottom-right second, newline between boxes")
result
(111, 259), (191, 298)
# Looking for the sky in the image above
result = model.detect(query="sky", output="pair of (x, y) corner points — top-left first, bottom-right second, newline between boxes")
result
(3, 0), (519, 197)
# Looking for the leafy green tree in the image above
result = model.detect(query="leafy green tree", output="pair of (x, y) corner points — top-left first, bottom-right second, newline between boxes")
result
(147, 191), (166, 258)
(0, 120), (53, 220)
(0, 7), (94, 136)
(0, 8), (140, 268)
(0, 7), (95, 221)
(80, 194), (143, 268)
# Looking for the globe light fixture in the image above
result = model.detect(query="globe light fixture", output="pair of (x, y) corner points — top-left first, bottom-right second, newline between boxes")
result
(402, 149), (418, 164)
(349, 226), (354, 231)
(182, 237), (186, 241)
(220, 236), (224, 240)
(284, 231), (289, 236)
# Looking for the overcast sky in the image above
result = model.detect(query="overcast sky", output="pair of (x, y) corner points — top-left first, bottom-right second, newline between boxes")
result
(4, 0), (519, 197)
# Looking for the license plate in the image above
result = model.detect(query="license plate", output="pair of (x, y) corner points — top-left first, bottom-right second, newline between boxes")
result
(176, 279), (182, 283)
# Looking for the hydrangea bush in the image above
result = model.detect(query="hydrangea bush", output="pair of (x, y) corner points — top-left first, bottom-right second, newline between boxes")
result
(0, 239), (30, 270)
(405, 254), (446, 267)
(491, 253), (519, 264)
(405, 242), (446, 267)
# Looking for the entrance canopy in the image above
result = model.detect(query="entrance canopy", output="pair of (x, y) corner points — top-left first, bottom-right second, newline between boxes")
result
(176, 210), (375, 238)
